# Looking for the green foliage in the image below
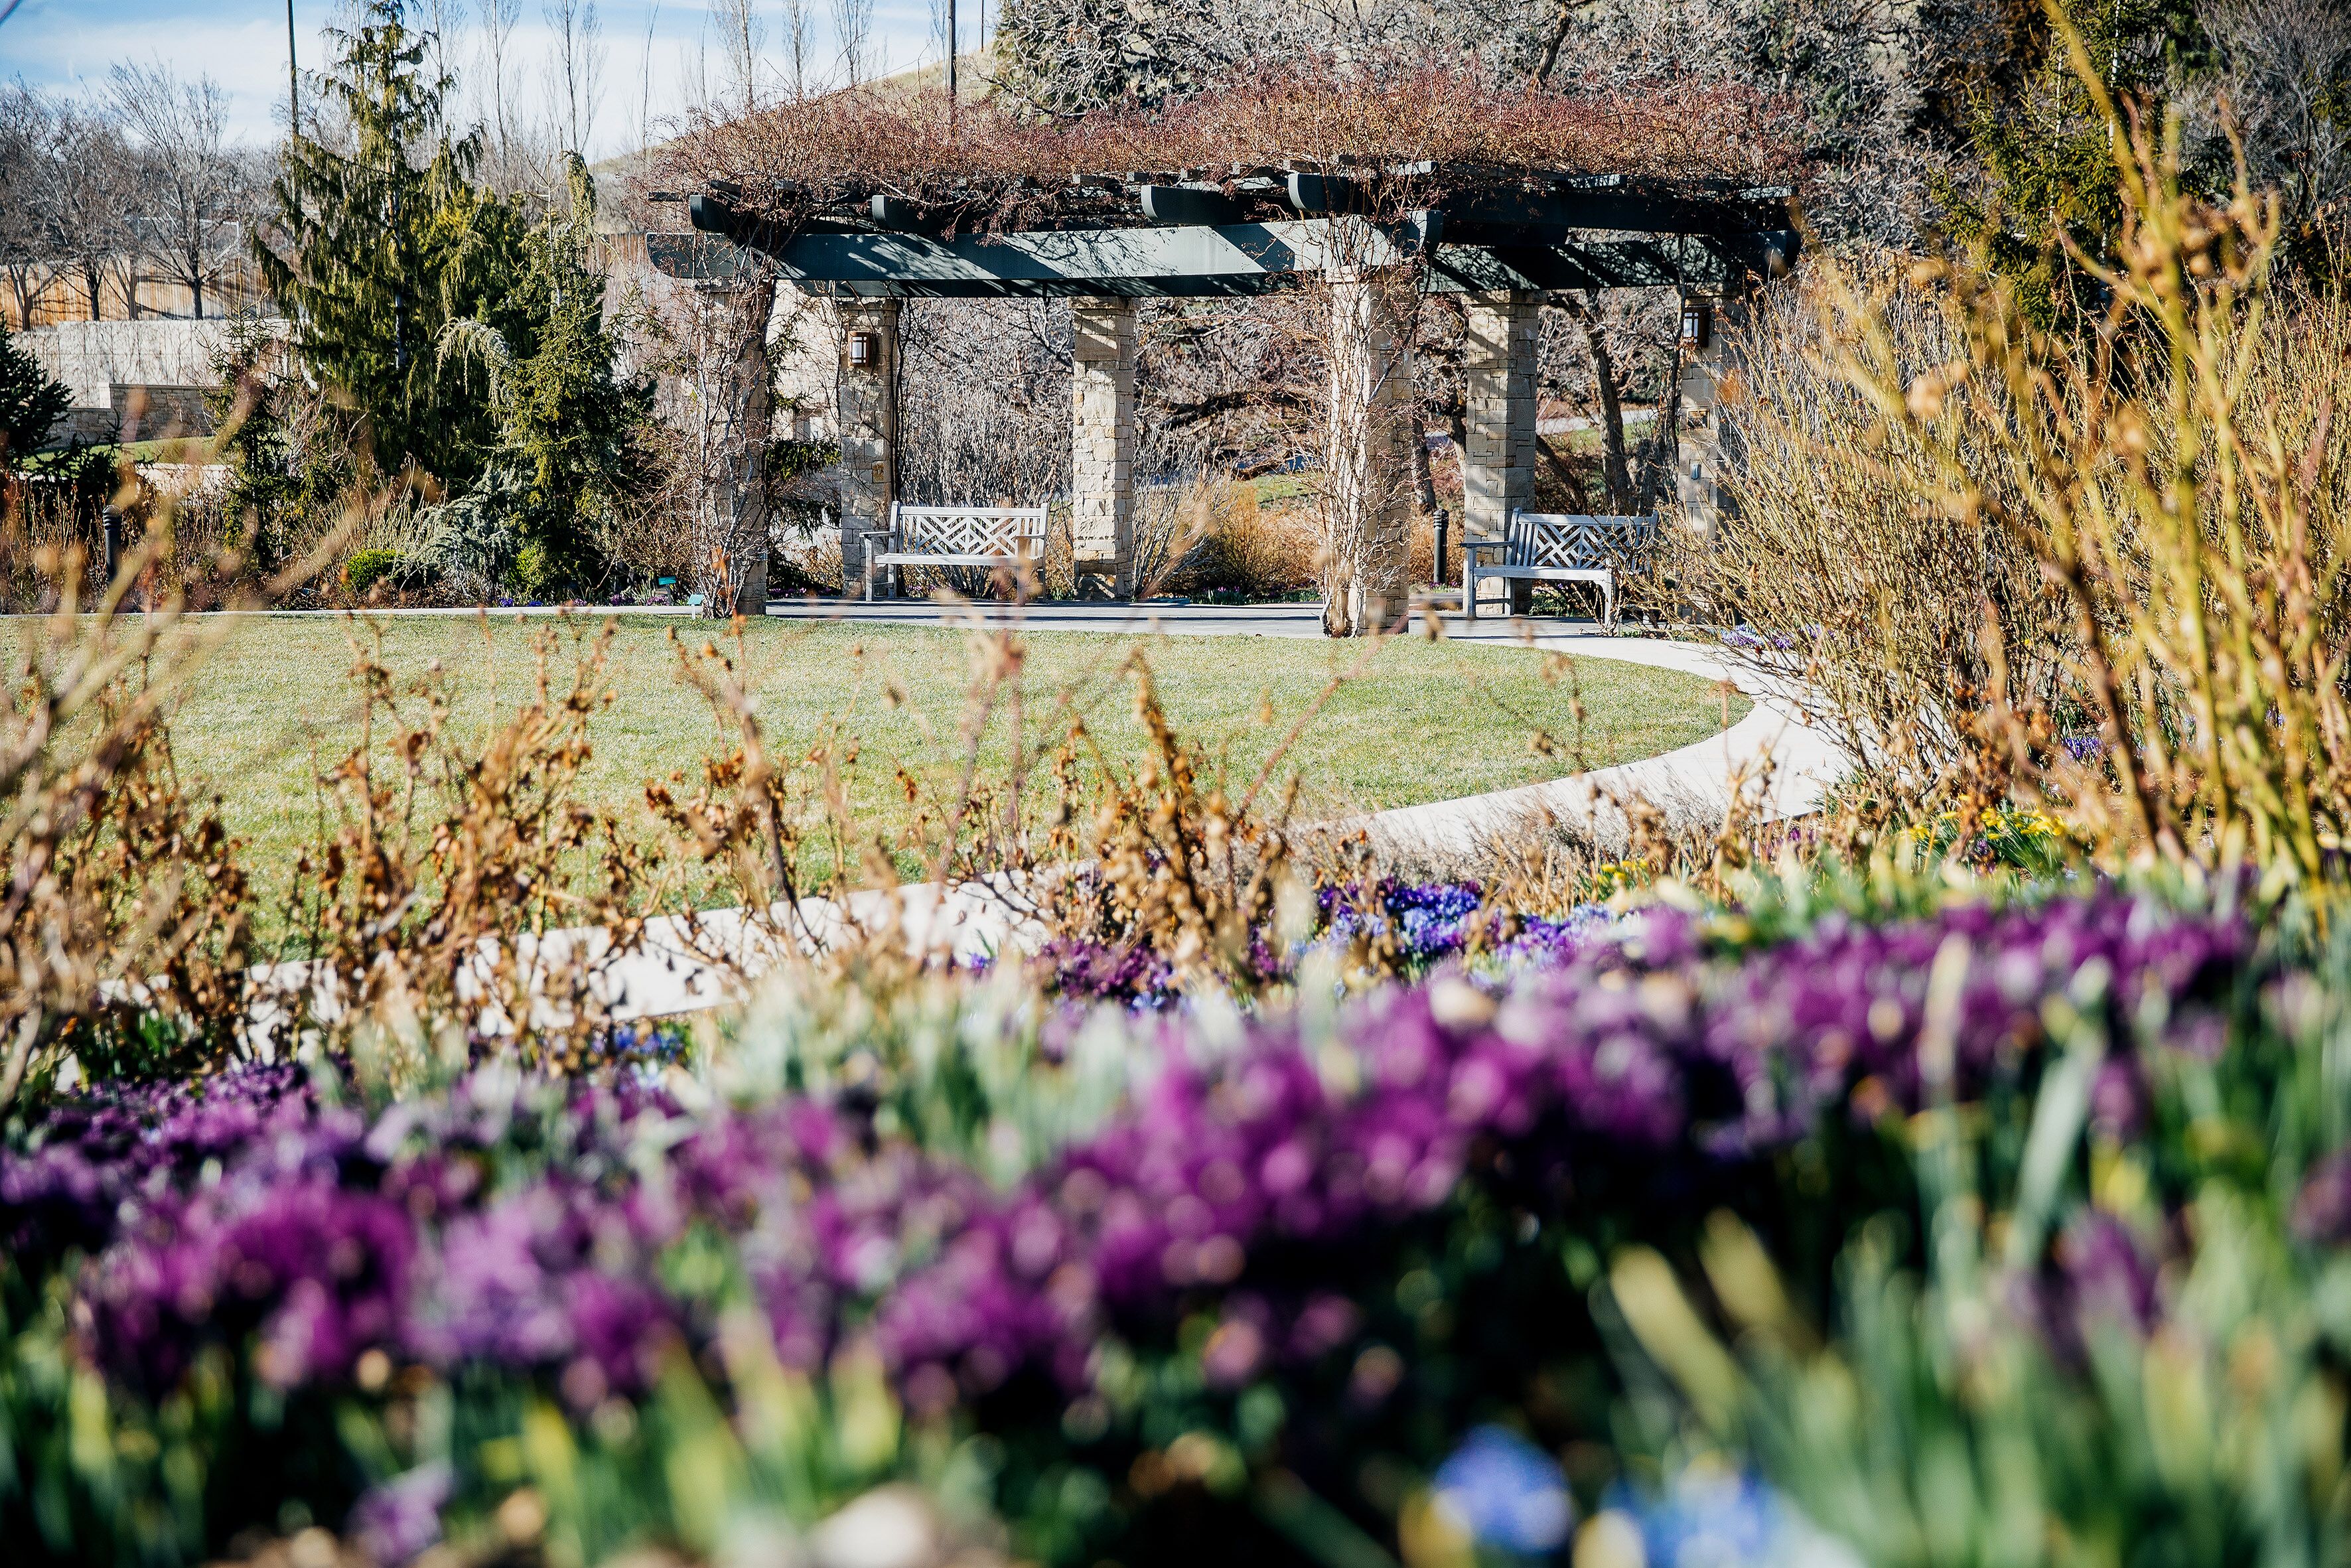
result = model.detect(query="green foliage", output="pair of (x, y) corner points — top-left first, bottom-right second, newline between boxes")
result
(255, 1), (513, 488)
(341, 549), (403, 597)
(767, 436), (841, 486)
(1940, 0), (2206, 326)
(0, 319), (70, 470)
(436, 157), (654, 595)
(205, 311), (340, 573)
(1617, 899), (2351, 1568)
(253, 7), (652, 596)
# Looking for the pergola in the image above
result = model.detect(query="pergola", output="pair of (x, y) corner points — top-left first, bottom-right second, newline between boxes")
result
(674, 165), (1796, 608)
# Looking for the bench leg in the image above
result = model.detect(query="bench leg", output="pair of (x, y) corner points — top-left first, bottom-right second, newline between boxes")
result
(1602, 577), (1616, 629)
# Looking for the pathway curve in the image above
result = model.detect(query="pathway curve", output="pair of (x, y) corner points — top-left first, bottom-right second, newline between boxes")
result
(219, 599), (1849, 1030)
(760, 598), (1849, 859)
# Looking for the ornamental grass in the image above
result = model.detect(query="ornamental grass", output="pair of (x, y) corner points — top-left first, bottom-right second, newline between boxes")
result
(1692, 60), (2351, 887)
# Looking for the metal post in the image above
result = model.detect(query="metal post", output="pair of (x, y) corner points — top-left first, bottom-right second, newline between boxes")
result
(287, 0), (300, 138)
(946, 0), (958, 115)
(102, 506), (123, 585)
(1435, 508), (1448, 591)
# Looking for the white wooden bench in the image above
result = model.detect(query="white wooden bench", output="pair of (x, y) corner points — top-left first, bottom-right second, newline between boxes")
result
(864, 503), (1048, 601)
(1463, 510), (1660, 626)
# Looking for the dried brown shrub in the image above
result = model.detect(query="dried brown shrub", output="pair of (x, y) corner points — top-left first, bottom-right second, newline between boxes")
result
(269, 618), (660, 1085)
(1155, 475), (1318, 599)
(1042, 653), (1314, 994)
(1694, 74), (2351, 883)
(0, 534), (263, 1113)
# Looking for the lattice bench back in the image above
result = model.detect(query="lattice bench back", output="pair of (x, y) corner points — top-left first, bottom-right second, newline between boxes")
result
(890, 504), (1048, 559)
(1504, 512), (1660, 569)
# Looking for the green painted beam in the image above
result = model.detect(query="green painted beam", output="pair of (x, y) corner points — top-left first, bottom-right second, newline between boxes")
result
(728, 222), (1779, 298)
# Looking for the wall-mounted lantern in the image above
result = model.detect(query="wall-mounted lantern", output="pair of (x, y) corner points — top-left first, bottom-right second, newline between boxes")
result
(1678, 300), (1712, 352)
(847, 330), (881, 367)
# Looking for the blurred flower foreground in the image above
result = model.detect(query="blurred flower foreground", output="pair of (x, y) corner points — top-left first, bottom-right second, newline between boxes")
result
(14, 869), (2351, 1568)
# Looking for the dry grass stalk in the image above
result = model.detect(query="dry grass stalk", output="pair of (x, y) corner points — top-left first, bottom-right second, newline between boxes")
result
(1044, 652), (1311, 995)
(1697, 43), (2351, 886)
(0, 496), (295, 1110)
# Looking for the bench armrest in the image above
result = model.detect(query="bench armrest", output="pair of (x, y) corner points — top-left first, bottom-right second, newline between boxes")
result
(1461, 537), (1508, 559)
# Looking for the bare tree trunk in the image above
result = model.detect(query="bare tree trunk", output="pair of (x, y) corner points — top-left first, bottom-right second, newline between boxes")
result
(1563, 291), (1630, 511)
(688, 284), (776, 616)
(729, 315), (774, 613)
(1530, 0), (1599, 84)
(1318, 234), (1417, 637)
(1635, 356), (1681, 512)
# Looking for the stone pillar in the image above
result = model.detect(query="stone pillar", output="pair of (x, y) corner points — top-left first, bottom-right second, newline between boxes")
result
(1459, 290), (1539, 618)
(1675, 287), (1747, 540)
(1324, 267), (1415, 635)
(835, 298), (900, 595)
(1070, 297), (1137, 597)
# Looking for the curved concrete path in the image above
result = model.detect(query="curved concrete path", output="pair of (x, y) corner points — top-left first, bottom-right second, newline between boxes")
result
(761, 597), (1850, 860)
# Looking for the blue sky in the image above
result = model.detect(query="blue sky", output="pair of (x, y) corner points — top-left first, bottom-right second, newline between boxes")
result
(0, 1), (963, 157)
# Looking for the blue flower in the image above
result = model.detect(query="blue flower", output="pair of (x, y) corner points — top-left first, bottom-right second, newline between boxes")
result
(1606, 1467), (1782, 1568)
(1433, 1425), (1575, 1555)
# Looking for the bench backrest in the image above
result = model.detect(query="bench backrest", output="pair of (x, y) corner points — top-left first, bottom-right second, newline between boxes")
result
(891, 503), (1048, 557)
(1504, 511), (1660, 569)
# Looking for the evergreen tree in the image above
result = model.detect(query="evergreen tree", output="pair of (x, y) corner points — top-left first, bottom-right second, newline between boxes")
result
(1944, 0), (2208, 326)
(205, 311), (340, 571)
(437, 159), (652, 595)
(255, 0), (509, 486)
(0, 319), (70, 471)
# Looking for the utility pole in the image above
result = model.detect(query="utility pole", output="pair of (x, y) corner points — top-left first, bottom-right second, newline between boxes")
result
(946, 0), (956, 113)
(287, 0), (300, 137)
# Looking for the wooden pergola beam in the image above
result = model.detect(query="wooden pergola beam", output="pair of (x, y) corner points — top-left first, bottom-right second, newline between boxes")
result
(678, 198), (1792, 298)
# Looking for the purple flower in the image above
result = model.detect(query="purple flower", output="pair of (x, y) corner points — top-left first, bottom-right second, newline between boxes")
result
(350, 1463), (453, 1566)
(5, 886), (2257, 1433)
(2297, 1154), (2351, 1244)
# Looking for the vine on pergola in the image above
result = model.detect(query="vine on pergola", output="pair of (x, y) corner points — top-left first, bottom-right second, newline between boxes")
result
(662, 56), (1802, 243)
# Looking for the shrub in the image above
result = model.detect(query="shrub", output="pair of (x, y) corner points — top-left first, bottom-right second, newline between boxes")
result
(341, 547), (404, 597)
(1162, 481), (1318, 600)
(0, 317), (70, 470)
(1696, 102), (2351, 879)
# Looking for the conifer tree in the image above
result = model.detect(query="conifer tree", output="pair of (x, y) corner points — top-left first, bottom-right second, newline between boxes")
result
(439, 157), (652, 593)
(0, 319), (70, 472)
(255, 0), (509, 486)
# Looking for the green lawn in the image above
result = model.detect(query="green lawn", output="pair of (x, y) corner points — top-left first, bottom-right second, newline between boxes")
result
(161, 614), (1745, 906)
